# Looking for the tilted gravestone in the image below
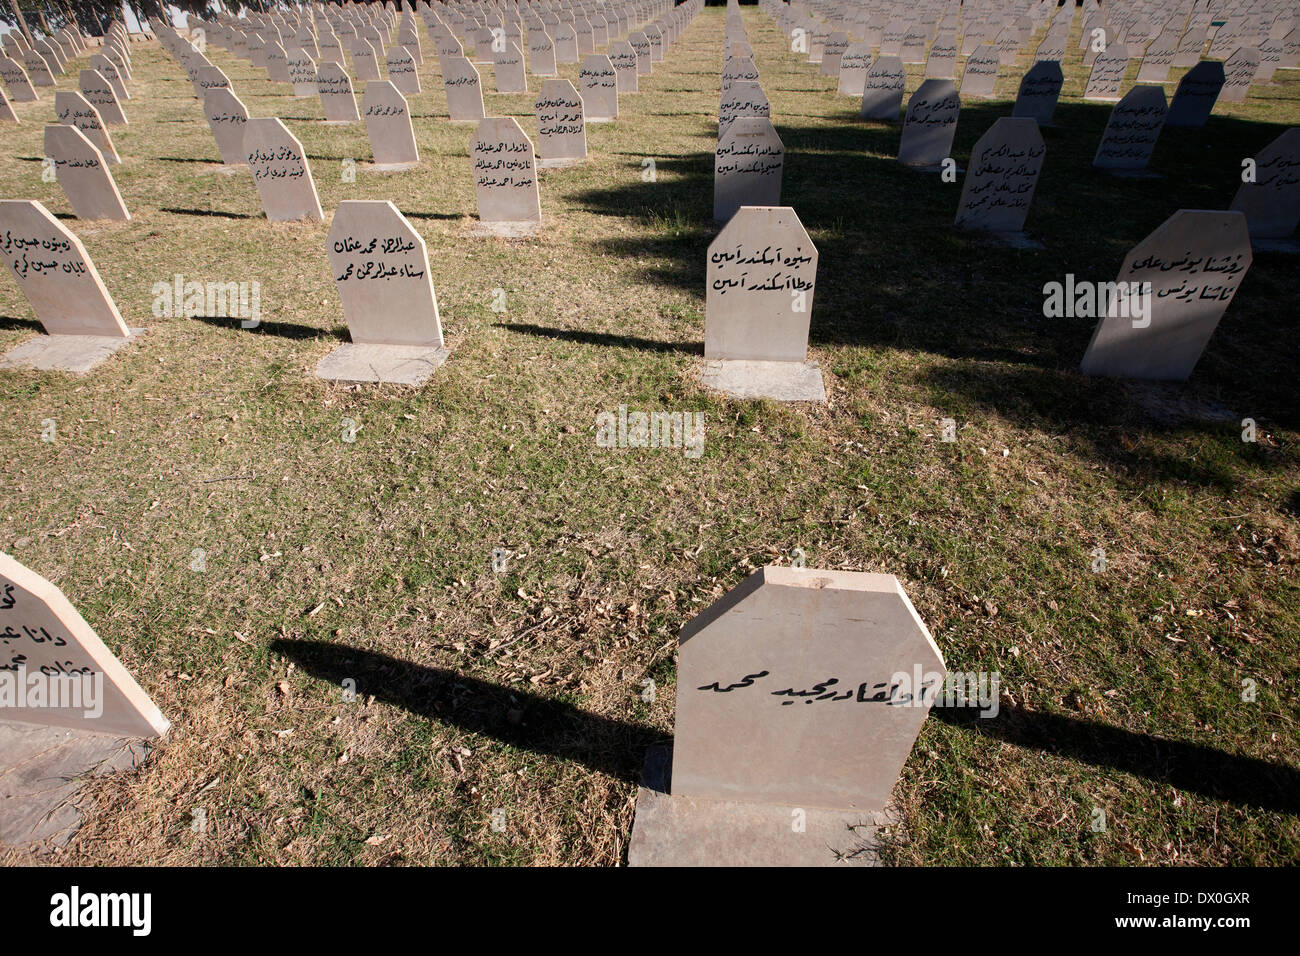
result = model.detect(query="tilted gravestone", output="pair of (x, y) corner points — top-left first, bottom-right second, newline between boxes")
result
(898, 79), (961, 170)
(443, 55), (485, 121)
(0, 552), (169, 737)
(351, 38), (382, 81)
(1080, 210), (1252, 381)
(535, 78), (587, 167)
(529, 30), (558, 77)
(0, 87), (15, 122)
(79, 69), (127, 126)
(1165, 60), (1224, 128)
(363, 79), (419, 170)
(493, 40), (528, 94)
(1220, 47), (1260, 102)
(23, 48), (54, 86)
(838, 42), (871, 97)
(1230, 127), (1300, 241)
(471, 116), (542, 234)
(608, 40), (637, 91)
(0, 56), (37, 102)
(316, 200), (449, 386)
(702, 206), (823, 402)
(1083, 44), (1130, 101)
(960, 44), (1001, 99)
(1011, 60), (1063, 125)
(56, 91), (120, 164)
(1136, 28), (1180, 83)
(244, 118), (324, 222)
(628, 567), (945, 866)
(860, 55), (905, 120)
(954, 117), (1045, 235)
(1093, 84), (1167, 173)
(713, 116), (783, 223)
(203, 87), (249, 166)
(287, 47), (317, 97)
(386, 45), (421, 94)
(579, 54), (617, 122)
(317, 62), (361, 123)
(0, 200), (142, 372)
(44, 124), (130, 222)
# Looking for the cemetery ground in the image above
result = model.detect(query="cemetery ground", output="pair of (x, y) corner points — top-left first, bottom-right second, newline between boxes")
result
(1, 9), (1298, 866)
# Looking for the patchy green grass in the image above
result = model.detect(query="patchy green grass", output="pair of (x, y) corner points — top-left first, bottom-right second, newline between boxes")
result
(0, 9), (1296, 866)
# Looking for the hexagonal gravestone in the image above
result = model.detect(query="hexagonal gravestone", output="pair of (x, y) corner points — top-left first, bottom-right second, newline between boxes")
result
(317, 62), (360, 123)
(1230, 127), (1300, 241)
(490, 40), (526, 94)
(0, 200), (143, 372)
(1093, 84), (1167, 172)
(719, 80), (769, 132)
(955, 117), (1045, 234)
(244, 118), (324, 223)
(23, 48), (54, 86)
(56, 91), (119, 164)
(554, 23), (578, 64)
(351, 39), (382, 81)
(1080, 210), (1252, 381)
(0, 552), (168, 737)
(960, 44), (1000, 99)
(385, 45), (420, 95)
(608, 40), (637, 92)
(0, 55), (37, 102)
(898, 79), (960, 170)
(837, 43), (871, 97)
(628, 567), (944, 866)
(203, 87), (249, 166)
(79, 69), (126, 126)
(578, 54), (617, 122)
(535, 78), (586, 167)
(1083, 44), (1129, 101)
(529, 30), (558, 77)
(1220, 47), (1260, 103)
(702, 206), (823, 402)
(860, 55), (905, 120)
(471, 116), (542, 234)
(443, 55), (485, 122)
(925, 32), (958, 79)
(316, 200), (448, 386)
(363, 80), (419, 170)
(44, 124), (129, 222)
(1011, 60), (1063, 125)
(1166, 60), (1225, 128)
(714, 116), (783, 223)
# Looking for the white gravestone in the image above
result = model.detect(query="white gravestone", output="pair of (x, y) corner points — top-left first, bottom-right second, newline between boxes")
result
(443, 55), (485, 121)
(79, 69), (126, 126)
(244, 118), (324, 222)
(493, 40), (528, 93)
(471, 116), (542, 235)
(363, 80), (419, 170)
(960, 45), (1001, 99)
(954, 117), (1045, 234)
(535, 78), (587, 167)
(1011, 60), (1063, 125)
(898, 79), (961, 170)
(1230, 127), (1300, 241)
(317, 62), (361, 123)
(44, 124), (130, 221)
(56, 91), (120, 164)
(1166, 61), (1224, 128)
(860, 56), (905, 120)
(713, 116), (783, 223)
(1093, 84), (1167, 173)
(579, 54), (617, 122)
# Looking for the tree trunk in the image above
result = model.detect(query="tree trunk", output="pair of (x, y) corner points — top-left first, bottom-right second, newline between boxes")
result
(6, 0), (36, 45)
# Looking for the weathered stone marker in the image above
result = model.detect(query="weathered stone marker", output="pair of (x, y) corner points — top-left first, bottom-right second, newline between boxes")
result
(1230, 127), (1300, 242)
(363, 79), (420, 170)
(1093, 84), (1167, 173)
(44, 124), (130, 221)
(244, 117), (324, 222)
(443, 55), (485, 121)
(898, 79), (961, 170)
(954, 117), (1045, 235)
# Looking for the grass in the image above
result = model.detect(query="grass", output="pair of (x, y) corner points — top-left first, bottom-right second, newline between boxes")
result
(0, 8), (1296, 866)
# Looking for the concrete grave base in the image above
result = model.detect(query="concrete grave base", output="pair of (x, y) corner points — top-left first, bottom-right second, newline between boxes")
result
(366, 161), (420, 173)
(588, 116), (615, 123)
(0, 328), (143, 373)
(699, 358), (826, 402)
(0, 718), (152, 848)
(1251, 237), (1300, 253)
(323, 119), (357, 126)
(1105, 168), (1163, 179)
(315, 342), (449, 385)
(537, 156), (586, 168)
(628, 746), (888, 867)
(467, 219), (543, 238)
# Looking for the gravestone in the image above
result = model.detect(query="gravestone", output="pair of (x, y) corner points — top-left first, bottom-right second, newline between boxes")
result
(1230, 127), (1300, 242)
(629, 31), (652, 74)
(535, 78), (586, 167)
(244, 117), (324, 222)
(1166, 60), (1225, 127)
(0, 200), (142, 372)
(821, 31), (849, 76)
(351, 38), (382, 81)
(898, 79), (961, 170)
(720, 80), (770, 132)
(316, 200), (448, 385)
(1011, 60), (1063, 125)
(1174, 27), (1208, 68)
(838, 42), (871, 97)
(1220, 46), (1260, 102)
(79, 70), (127, 126)
(443, 56), (485, 121)
(529, 30), (557, 77)
(0, 552), (167, 736)
(287, 47), (317, 97)
(386, 45), (421, 94)
(196, 65), (231, 96)
(960, 44), (1000, 99)
(579, 54), (617, 122)
(702, 206), (823, 402)
(265, 42), (291, 82)
(954, 117), (1045, 235)
(628, 566), (945, 866)
(1083, 44), (1130, 101)
(56, 92), (120, 164)
(471, 116), (542, 235)
(1093, 84), (1167, 173)
(317, 62), (361, 123)
(860, 55), (906, 120)
(23, 49), (54, 86)
(0, 87), (14, 122)
(363, 80), (419, 170)
(1080, 210), (1252, 381)
(1136, 28), (1180, 83)
(926, 32), (958, 79)
(493, 40), (528, 93)
(714, 116), (783, 223)
(554, 23), (579, 63)
(0, 56), (37, 102)
(44, 124), (130, 221)
(609, 40), (638, 92)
